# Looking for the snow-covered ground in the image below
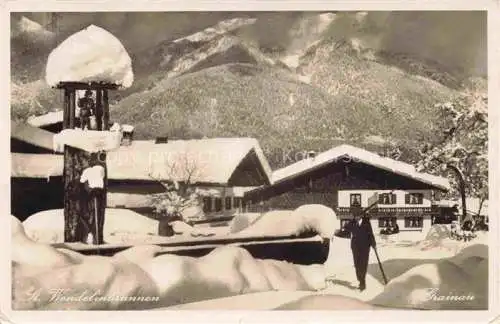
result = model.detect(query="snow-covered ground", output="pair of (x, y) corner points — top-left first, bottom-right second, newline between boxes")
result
(321, 228), (487, 309)
(165, 227), (487, 310)
(14, 206), (488, 310)
(12, 215), (326, 310)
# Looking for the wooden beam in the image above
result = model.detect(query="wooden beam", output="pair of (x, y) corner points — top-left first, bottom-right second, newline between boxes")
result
(55, 82), (119, 91)
(63, 88), (70, 128)
(51, 236), (330, 265)
(68, 89), (76, 129)
(95, 89), (103, 131)
(103, 89), (110, 130)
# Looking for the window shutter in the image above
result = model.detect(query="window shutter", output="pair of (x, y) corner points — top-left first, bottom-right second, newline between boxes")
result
(405, 194), (410, 204)
(225, 197), (232, 210)
(203, 197), (212, 213)
(215, 198), (222, 212)
(391, 193), (397, 204)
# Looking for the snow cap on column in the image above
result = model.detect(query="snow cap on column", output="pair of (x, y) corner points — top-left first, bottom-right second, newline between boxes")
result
(45, 25), (134, 88)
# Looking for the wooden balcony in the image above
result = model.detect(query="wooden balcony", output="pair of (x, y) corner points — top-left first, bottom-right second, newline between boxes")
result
(337, 206), (432, 217)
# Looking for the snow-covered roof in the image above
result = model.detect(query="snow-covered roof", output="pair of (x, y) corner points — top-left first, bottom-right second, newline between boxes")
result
(434, 198), (488, 216)
(11, 153), (63, 178)
(11, 138), (272, 186)
(27, 109), (81, 128)
(272, 144), (450, 191)
(434, 199), (458, 208)
(107, 138), (272, 185)
(45, 25), (134, 88)
(11, 121), (55, 152)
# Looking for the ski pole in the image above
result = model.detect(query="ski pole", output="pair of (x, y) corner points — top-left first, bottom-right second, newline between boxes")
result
(373, 246), (388, 285)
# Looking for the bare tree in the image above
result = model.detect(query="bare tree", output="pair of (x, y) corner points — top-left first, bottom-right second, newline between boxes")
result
(149, 151), (204, 224)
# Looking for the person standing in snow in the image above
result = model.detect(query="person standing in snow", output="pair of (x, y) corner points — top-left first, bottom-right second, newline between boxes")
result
(344, 201), (376, 291)
(78, 90), (95, 130)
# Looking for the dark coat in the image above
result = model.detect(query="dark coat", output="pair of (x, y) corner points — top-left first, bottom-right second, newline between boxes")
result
(345, 217), (376, 250)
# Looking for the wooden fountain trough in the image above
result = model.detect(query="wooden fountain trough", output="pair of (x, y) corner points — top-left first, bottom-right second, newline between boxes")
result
(52, 232), (330, 265)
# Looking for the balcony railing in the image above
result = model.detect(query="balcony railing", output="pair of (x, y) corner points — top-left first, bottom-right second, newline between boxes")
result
(337, 206), (432, 217)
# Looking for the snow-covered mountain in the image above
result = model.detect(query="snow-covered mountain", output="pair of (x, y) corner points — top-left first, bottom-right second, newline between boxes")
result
(11, 12), (486, 168)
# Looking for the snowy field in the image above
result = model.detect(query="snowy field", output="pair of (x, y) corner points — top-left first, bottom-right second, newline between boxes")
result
(167, 227), (488, 310)
(13, 206), (488, 310)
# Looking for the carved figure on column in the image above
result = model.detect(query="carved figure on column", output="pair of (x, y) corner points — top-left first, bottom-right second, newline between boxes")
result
(78, 90), (95, 130)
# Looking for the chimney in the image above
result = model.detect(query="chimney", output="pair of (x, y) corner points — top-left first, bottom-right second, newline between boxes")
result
(307, 150), (317, 159)
(155, 136), (169, 144)
(121, 124), (135, 146)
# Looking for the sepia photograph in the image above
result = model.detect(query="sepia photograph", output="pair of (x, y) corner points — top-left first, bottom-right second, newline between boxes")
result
(6, 8), (492, 318)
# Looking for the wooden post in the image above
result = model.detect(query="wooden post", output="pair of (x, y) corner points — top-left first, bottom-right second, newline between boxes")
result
(103, 89), (109, 130)
(59, 82), (118, 244)
(95, 89), (103, 131)
(63, 87), (83, 242)
(96, 89), (109, 244)
(68, 90), (76, 129)
(63, 89), (70, 128)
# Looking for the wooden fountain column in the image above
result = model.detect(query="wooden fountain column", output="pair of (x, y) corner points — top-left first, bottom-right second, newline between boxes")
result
(59, 82), (116, 244)
(93, 87), (110, 244)
(62, 86), (80, 241)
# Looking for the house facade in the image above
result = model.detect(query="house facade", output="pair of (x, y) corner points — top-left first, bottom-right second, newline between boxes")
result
(244, 144), (450, 233)
(105, 184), (254, 223)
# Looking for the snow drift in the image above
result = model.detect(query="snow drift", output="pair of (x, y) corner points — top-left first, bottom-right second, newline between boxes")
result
(23, 204), (338, 245)
(45, 25), (134, 88)
(23, 209), (159, 244)
(12, 216), (326, 310)
(369, 243), (488, 310)
(235, 205), (338, 238)
(170, 220), (217, 237)
(52, 128), (123, 153)
(276, 294), (381, 310)
(229, 212), (262, 234)
(425, 224), (451, 241)
(416, 224), (463, 253)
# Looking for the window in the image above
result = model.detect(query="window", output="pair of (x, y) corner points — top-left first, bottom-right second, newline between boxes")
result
(405, 216), (423, 228)
(378, 193), (397, 205)
(378, 217), (397, 228)
(234, 197), (242, 210)
(405, 193), (424, 205)
(350, 194), (362, 206)
(202, 197), (212, 213)
(214, 198), (222, 212)
(225, 197), (232, 210)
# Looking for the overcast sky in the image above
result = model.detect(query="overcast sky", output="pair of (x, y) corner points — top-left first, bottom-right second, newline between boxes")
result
(12, 11), (487, 76)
